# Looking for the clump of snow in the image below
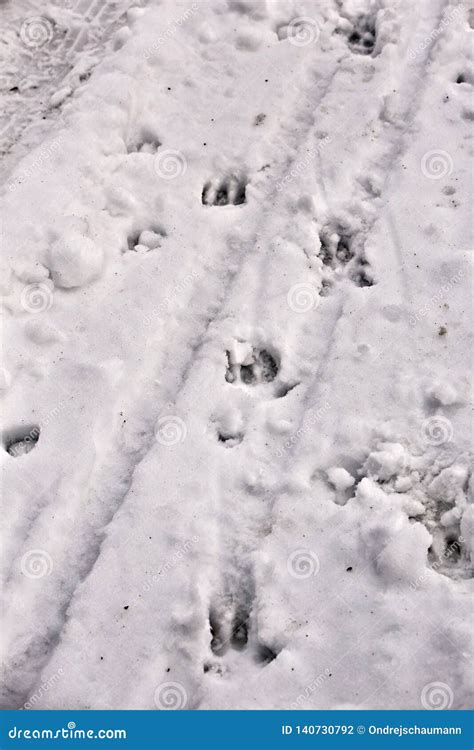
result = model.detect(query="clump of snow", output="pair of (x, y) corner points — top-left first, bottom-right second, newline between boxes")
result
(227, 340), (254, 367)
(356, 478), (432, 585)
(427, 465), (469, 504)
(47, 234), (103, 289)
(326, 467), (355, 491)
(138, 230), (163, 251)
(363, 442), (408, 481)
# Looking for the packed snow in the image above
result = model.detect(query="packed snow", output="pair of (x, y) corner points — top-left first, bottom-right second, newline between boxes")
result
(0, 0), (472, 712)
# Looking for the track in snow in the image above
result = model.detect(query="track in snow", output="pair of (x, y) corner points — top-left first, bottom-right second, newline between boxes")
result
(1, 0), (472, 711)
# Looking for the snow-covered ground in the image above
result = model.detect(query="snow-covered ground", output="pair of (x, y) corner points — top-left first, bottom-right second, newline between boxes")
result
(0, 0), (472, 711)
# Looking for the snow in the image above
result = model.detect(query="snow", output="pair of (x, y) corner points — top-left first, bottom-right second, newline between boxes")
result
(326, 466), (355, 491)
(0, 0), (472, 713)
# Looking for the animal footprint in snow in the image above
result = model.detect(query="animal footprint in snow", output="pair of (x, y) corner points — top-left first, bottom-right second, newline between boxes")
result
(225, 341), (279, 386)
(213, 407), (244, 447)
(3, 425), (40, 457)
(338, 15), (377, 55)
(349, 258), (374, 288)
(127, 129), (161, 154)
(319, 229), (354, 268)
(348, 15), (377, 54)
(318, 227), (374, 288)
(126, 226), (166, 253)
(231, 614), (248, 650)
(209, 605), (232, 656)
(428, 529), (466, 577)
(208, 600), (279, 666)
(456, 71), (474, 85)
(209, 601), (249, 656)
(202, 175), (247, 206)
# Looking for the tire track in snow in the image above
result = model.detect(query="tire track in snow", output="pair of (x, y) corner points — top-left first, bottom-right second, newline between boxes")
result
(290, 0), (453, 459)
(1, 10), (342, 708)
(198, 0), (456, 696)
